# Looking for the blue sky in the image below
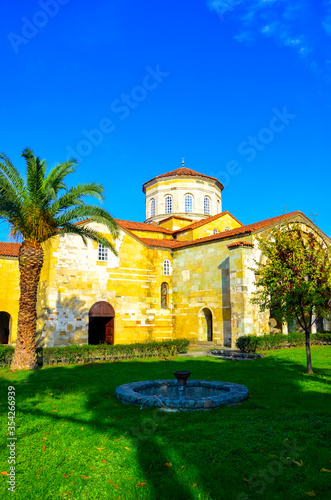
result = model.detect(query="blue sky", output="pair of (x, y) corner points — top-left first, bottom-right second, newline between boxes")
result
(0, 0), (330, 240)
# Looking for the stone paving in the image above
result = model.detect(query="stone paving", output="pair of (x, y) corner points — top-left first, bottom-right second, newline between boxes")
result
(178, 345), (264, 360)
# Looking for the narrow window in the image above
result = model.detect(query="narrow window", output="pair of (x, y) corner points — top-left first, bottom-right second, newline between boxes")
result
(184, 194), (193, 213)
(213, 229), (218, 234)
(98, 243), (108, 261)
(150, 198), (155, 217)
(204, 196), (211, 215)
(165, 195), (172, 214)
(163, 259), (170, 276)
(161, 282), (168, 308)
(217, 199), (221, 213)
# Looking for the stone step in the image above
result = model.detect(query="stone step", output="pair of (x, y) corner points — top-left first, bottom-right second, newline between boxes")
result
(209, 349), (264, 360)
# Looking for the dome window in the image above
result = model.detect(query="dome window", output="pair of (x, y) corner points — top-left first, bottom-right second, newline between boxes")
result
(165, 195), (172, 214)
(184, 194), (193, 213)
(150, 198), (155, 217)
(204, 196), (211, 215)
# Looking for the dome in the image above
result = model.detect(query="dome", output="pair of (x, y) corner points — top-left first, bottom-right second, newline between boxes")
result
(143, 165), (224, 224)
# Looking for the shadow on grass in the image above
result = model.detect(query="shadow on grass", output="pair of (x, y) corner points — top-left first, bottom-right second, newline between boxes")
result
(0, 347), (330, 499)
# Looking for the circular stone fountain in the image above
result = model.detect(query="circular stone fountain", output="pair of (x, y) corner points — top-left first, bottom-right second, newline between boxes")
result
(115, 371), (248, 411)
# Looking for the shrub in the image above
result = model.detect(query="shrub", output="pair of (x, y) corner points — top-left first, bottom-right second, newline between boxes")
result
(0, 345), (15, 366)
(0, 339), (190, 368)
(236, 332), (331, 352)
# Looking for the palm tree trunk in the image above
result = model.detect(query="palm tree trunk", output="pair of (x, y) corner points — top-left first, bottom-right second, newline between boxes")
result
(10, 241), (44, 371)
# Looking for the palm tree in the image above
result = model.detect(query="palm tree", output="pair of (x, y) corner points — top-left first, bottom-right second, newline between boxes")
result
(0, 148), (119, 371)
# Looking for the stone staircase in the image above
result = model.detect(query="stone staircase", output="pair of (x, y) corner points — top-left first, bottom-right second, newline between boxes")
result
(195, 341), (217, 347)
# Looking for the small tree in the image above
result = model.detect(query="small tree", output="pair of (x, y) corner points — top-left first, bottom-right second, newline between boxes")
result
(251, 221), (331, 373)
(0, 148), (119, 371)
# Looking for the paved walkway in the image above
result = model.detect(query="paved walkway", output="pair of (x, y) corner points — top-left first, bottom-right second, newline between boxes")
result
(179, 344), (240, 358)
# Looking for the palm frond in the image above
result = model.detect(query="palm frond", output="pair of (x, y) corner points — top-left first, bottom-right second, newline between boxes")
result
(55, 205), (119, 239)
(57, 223), (118, 255)
(49, 183), (105, 215)
(0, 148), (116, 246)
(43, 159), (78, 203)
(0, 152), (26, 202)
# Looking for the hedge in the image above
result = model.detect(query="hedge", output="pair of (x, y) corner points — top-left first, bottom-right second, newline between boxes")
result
(0, 338), (190, 367)
(236, 332), (331, 353)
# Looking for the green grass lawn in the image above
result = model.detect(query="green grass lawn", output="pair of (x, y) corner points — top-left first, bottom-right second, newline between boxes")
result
(0, 346), (330, 500)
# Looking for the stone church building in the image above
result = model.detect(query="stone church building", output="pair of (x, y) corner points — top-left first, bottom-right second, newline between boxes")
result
(0, 166), (330, 348)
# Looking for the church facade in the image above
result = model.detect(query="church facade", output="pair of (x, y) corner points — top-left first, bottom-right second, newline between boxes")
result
(0, 166), (330, 348)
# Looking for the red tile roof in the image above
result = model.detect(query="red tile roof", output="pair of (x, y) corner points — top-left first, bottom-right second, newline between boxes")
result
(158, 215), (193, 224)
(143, 167), (224, 192)
(227, 241), (254, 249)
(172, 211), (303, 249)
(115, 219), (173, 234)
(173, 211), (244, 234)
(115, 211), (308, 250)
(139, 238), (182, 249)
(0, 242), (21, 257)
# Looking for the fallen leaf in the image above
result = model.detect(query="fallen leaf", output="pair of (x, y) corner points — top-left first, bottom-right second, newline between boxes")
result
(124, 447), (130, 451)
(320, 468), (331, 473)
(63, 473), (70, 478)
(305, 492), (316, 497)
(179, 466), (185, 470)
(136, 482), (147, 487)
(42, 446), (46, 450)
(42, 437), (48, 440)
(96, 447), (106, 450)
(102, 459), (106, 463)
(164, 462), (172, 467)
(0, 472), (8, 475)
(191, 483), (198, 488)
(80, 428), (84, 431)
(243, 478), (249, 482)
(293, 460), (304, 467)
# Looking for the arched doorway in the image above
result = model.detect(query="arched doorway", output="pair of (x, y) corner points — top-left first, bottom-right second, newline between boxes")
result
(88, 302), (115, 345)
(0, 312), (10, 344)
(199, 308), (213, 341)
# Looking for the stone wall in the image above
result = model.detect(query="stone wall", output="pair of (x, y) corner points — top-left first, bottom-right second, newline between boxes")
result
(36, 225), (174, 347)
(0, 257), (20, 343)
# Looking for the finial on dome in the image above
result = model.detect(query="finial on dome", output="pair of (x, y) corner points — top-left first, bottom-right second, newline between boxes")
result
(181, 157), (185, 167)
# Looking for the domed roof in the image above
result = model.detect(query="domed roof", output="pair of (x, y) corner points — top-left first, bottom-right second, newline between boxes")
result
(143, 167), (224, 193)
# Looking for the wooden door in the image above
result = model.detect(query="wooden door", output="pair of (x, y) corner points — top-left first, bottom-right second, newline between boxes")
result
(105, 318), (114, 344)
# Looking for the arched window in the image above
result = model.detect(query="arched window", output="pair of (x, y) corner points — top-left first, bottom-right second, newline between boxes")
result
(184, 194), (193, 213)
(224, 227), (230, 231)
(161, 282), (168, 308)
(150, 198), (155, 217)
(213, 229), (218, 234)
(165, 195), (172, 214)
(163, 259), (171, 276)
(204, 196), (211, 215)
(217, 199), (221, 213)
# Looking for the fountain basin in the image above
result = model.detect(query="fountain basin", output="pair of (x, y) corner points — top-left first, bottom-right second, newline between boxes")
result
(115, 380), (248, 411)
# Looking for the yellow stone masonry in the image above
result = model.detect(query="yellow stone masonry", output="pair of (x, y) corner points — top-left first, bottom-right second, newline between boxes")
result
(0, 168), (330, 348)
